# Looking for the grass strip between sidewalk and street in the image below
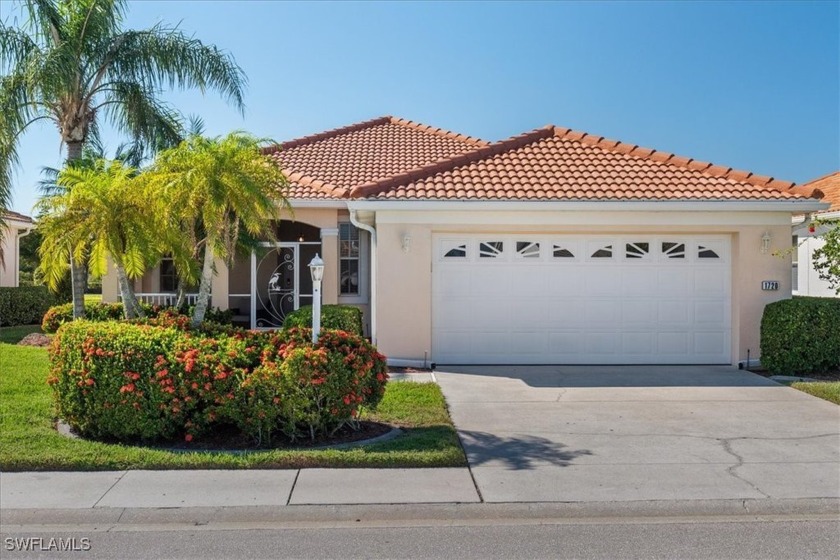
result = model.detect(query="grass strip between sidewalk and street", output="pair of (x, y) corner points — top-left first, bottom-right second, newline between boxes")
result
(0, 337), (466, 471)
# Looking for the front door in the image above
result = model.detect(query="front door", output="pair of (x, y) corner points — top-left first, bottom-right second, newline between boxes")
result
(251, 242), (320, 329)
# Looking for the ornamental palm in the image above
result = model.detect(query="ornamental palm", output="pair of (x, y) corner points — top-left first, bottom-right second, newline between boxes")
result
(0, 0), (246, 318)
(37, 159), (158, 319)
(146, 131), (289, 327)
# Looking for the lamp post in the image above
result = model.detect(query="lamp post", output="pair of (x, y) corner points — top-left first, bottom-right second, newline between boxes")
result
(308, 254), (325, 343)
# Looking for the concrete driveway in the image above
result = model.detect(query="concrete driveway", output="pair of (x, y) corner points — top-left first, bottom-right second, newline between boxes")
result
(435, 366), (840, 503)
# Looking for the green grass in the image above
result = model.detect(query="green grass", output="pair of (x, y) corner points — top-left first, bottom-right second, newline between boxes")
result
(0, 325), (42, 344)
(0, 343), (466, 471)
(791, 381), (840, 405)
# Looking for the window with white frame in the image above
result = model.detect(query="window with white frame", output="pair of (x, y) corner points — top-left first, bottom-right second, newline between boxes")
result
(339, 223), (360, 295)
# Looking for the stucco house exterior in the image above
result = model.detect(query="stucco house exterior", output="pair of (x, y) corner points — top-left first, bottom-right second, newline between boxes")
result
(792, 171), (839, 298)
(0, 210), (34, 288)
(102, 116), (828, 366)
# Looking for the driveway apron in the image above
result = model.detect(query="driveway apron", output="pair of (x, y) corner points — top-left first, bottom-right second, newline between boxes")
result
(434, 365), (840, 503)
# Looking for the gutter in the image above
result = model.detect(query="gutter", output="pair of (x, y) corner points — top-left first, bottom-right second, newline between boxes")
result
(348, 210), (377, 345)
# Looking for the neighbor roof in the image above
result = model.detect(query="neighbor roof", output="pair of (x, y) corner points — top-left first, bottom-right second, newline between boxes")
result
(2, 210), (33, 224)
(798, 171), (839, 213)
(267, 117), (823, 203)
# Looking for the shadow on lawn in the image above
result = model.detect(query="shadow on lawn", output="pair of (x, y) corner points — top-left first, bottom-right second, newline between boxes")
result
(457, 430), (592, 470)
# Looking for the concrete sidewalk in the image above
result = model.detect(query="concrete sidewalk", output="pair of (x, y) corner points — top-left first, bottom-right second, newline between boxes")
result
(0, 468), (480, 510)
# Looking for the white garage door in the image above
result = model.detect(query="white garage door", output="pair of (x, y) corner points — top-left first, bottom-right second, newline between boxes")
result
(432, 235), (731, 365)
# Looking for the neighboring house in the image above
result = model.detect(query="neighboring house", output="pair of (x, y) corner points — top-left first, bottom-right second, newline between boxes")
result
(103, 116), (828, 366)
(0, 210), (34, 288)
(792, 171), (839, 297)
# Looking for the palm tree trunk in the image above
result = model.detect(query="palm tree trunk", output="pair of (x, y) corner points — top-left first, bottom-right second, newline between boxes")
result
(114, 263), (144, 319)
(175, 280), (187, 310)
(66, 140), (86, 319)
(191, 243), (215, 327)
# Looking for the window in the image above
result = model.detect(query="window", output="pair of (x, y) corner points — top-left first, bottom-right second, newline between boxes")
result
(479, 241), (504, 258)
(591, 245), (613, 258)
(552, 244), (575, 258)
(516, 241), (540, 258)
(662, 242), (685, 259)
(444, 244), (467, 258)
(698, 245), (720, 259)
(792, 235), (799, 292)
(160, 258), (177, 292)
(625, 242), (649, 259)
(339, 223), (360, 295)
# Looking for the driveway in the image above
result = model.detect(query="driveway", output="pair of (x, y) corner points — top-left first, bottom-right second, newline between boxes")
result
(435, 365), (840, 503)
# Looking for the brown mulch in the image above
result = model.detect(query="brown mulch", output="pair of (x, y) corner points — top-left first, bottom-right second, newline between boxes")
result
(17, 333), (51, 347)
(388, 366), (432, 374)
(749, 368), (840, 382)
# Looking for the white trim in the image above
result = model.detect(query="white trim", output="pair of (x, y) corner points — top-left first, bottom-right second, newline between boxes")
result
(349, 211), (376, 343)
(286, 199), (348, 208)
(320, 227), (339, 237)
(347, 199), (829, 213)
(337, 221), (370, 306)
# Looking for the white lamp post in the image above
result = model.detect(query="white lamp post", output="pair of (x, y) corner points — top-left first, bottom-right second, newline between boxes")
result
(308, 254), (325, 343)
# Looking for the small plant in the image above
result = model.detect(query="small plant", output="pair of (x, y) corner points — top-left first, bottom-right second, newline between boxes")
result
(282, 305), (365, 336)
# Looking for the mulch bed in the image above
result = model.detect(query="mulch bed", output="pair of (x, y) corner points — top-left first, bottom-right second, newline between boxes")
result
(748, 368), (840, 382)
(17, 333), (51, 347)
(57, 420), (394, 451)
(388, 366), (432, 374)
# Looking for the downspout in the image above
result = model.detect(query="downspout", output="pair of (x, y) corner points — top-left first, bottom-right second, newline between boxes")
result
(16, 227), (33, 288)
(792, 212), (815, 234)
(349, 209), (376, 345)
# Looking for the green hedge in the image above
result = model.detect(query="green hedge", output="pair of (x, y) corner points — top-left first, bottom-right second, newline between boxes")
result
(283, 304), (364, 336)
(41, 302), (234, 333)
(0, 286), (54, 326)
(49, 322), (387, 444)
(760, 297), (840, 374)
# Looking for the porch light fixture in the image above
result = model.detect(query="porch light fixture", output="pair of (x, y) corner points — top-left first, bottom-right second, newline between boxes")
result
(760, 231), (772, 254)
(402, 234), (411, 253)
(309, 254), (325, 343)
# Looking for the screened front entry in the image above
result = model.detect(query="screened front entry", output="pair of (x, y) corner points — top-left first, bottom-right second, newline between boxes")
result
(251, 242), (321, 328)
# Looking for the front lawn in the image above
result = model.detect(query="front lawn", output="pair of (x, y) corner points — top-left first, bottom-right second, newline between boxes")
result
(791, 381), (840, 405)
(0, 343), (465, 471)
(0, 325), (42, 344)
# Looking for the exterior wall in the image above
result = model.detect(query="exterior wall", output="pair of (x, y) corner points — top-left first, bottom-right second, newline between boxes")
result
(795, 222), (838, 298)
(373, 210), (795, 365)
(0, 221), (32, 288)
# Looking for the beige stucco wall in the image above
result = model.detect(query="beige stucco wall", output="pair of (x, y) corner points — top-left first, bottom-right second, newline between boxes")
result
(0, 221), (32, 288)
(373, 210), (795, 366)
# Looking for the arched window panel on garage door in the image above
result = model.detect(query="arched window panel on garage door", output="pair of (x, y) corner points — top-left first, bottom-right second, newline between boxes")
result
(662, 241), (686, 260)
(479, 241), (504, 258)
(625, 242), (651, 260)
(515, 241), (541, 259)
(588, 241), (615, 260)
(697, 240), (726, 261)
(440, 240), (469, 260)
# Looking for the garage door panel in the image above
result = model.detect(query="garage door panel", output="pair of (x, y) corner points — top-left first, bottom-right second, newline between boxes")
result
(433, 235), (731, 365)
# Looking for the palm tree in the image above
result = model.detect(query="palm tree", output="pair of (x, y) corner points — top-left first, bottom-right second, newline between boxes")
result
(146, 131), (289, 327)
(0, 0), (246, 319)
(37, 159), (158, 318)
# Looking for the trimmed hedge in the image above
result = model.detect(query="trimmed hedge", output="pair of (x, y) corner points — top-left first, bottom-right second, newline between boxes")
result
(0, 286), (53, 326)
(49, 321), (387, 444)
(283, 304), (364, 336)
(760, 297), (840, 374)
(41, 302), (234, 333)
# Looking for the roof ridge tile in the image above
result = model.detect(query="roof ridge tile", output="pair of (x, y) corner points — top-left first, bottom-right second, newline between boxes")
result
(388, 116), (489, 147)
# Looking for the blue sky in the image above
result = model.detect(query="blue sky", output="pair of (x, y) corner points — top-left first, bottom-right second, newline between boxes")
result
(4, 0), (839, 214)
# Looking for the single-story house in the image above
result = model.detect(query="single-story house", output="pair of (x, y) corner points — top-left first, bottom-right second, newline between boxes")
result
(792, 171), (839, 298)
(103, 116), (828, 366)
(0, 210), (34, 288)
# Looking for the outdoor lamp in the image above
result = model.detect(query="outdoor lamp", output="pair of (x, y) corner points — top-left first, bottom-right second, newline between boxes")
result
(760, 231), (772, 254)
(308, 254), (325, 343)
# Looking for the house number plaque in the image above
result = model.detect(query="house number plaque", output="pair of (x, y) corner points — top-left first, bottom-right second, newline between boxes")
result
(761, 281), (779, 291)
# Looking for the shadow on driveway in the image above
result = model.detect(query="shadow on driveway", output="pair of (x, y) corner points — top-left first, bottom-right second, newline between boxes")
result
(436, 365), (780, 388)
(458, 430), (592, 470)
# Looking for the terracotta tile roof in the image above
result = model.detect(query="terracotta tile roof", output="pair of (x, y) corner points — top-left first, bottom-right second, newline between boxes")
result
(799, 171), (840, 213)
(267, 117), (821, 203)
(370, 126), (821, 202)
(265, 116), (487, 199)
(2, 210), (33, 223)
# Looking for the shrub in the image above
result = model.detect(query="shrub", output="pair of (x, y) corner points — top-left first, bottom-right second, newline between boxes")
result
(0, 286), (53, 326)
(49, 322), (387, 444)
(282, 304), (364, 336)
(760, 297), (840, 374)
(41, 301), (232, 333)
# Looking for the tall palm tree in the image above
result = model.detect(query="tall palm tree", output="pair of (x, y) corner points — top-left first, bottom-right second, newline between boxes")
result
(37, 159), (158, 319)
(0, 0), (246, 318)
(146, 131), (289, 327)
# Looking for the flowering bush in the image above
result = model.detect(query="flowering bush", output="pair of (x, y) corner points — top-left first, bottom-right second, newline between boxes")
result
(49, 322), (387, 445)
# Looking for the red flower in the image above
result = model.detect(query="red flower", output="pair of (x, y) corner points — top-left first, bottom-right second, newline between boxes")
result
(185, 434), (193, 442)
